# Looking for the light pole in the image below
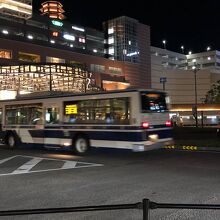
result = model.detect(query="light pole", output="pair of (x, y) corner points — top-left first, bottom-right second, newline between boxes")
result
(192, 59), (200, 127)
(162, 40), (166, 49)
(207, 46), (211, 51)
(181, 45), (184, 54)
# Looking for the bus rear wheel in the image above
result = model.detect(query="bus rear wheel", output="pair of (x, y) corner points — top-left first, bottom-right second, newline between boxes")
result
(73, 135), (90, 155)
(6, 134), (17, 149)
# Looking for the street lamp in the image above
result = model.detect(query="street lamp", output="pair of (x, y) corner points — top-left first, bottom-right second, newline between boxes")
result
(207, 46), (211, 51)
(162, 40), (166, 49)
(181, 45), (184, 54)
(192, 59), (200, 127)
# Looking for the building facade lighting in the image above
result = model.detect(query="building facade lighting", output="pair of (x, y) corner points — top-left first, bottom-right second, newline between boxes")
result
(63, 34), (75, 41)
(40, 1), (65, 20)
(27, 35), (33, 39)
(0, 0), (32, 19)
(51, 20), (63, 27)
(72, 26), (85, 32)
(2, 29), (8, 34)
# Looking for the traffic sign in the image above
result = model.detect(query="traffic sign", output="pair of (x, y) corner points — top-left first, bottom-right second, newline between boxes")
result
(160, 77), (167, 83)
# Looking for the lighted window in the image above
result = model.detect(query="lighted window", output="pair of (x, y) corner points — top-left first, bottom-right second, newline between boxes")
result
(0, 50), (12, 59)
(46, 56), (65, 63)
(109, 67), (122, 75)
(108, 28), (114, 34)
(90, 64), (105, 73)
(18, 52), (40, 63)
(109, 47), (114, 55)
(108, 37), (114, 44)
(79, 37), (85, 43)
(52, 32), (59, 37)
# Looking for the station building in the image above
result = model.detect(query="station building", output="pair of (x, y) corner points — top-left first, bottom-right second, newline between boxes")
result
(0, 1), (151, 93)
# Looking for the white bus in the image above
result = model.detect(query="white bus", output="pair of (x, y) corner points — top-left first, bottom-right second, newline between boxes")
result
(0, 89), (173, 155)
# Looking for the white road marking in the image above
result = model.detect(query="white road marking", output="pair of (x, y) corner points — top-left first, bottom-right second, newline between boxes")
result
(0, 156), (17, 165)
(62, 161), (77, 169)
(12, 157), (43, 174)
(0, 155), (103, 176)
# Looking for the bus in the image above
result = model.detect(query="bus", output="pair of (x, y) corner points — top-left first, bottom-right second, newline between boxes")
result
(0, 89), (173, 155)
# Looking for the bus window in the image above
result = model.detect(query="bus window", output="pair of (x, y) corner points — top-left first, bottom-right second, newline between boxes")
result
(45, 107), (59, 124)
(63, 97), (130, 124)
(140, 92), (168, 113)
(5, 104), (43, 125)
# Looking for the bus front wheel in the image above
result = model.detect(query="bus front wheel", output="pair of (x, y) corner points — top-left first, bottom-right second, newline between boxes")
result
(6, 134), (18, 149)
(73, 135), (90, 155)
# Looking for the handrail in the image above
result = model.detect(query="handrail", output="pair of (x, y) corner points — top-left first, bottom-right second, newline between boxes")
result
(1, 199), (220, 220)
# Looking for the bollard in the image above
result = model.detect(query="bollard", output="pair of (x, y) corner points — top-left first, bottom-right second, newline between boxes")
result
(142, 199), (150, 220)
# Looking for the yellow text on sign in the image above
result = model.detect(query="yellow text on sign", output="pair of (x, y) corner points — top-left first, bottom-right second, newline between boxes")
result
(65, 104), (77, 114)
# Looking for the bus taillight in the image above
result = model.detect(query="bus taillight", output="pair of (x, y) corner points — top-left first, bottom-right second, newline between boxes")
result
(142, 122), (150, 129)
(165, 120), (172, 127)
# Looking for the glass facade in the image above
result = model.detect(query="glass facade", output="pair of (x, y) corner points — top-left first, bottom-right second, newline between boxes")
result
(104, 16), (139, 63)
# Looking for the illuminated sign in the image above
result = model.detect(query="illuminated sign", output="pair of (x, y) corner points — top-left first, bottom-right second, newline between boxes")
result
(63, 34), (75, 41)
(51, 20), (63, 27)
(65, 104), (77, 114)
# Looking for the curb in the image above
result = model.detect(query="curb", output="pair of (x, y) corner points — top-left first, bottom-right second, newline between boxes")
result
(164, 145), (220, 152)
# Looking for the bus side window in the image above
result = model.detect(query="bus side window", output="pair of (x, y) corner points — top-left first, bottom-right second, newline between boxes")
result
(45, 107), (59, 124)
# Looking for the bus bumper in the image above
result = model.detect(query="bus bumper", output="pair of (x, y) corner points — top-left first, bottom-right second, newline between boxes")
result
(132, 138), (174, 152)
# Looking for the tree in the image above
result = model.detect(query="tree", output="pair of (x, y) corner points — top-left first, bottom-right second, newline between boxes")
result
(205, 80), (220, 103)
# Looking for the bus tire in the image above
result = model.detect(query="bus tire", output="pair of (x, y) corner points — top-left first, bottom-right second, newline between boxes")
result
(6, 133), (18, 149)
(73, 135), (90, 155)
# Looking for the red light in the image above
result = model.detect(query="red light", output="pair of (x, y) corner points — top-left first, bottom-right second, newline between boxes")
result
(142, 122), (150, 129)
(166, 120), (172, 127)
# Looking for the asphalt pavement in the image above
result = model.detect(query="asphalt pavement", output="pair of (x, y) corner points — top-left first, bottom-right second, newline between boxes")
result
(0, 146), (220, 220)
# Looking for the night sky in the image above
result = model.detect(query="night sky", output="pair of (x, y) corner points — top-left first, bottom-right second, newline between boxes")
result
(33, 0), (220, 54)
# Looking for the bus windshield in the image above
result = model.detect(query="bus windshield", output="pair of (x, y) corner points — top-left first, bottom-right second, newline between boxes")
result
(140, 91), (168, 112)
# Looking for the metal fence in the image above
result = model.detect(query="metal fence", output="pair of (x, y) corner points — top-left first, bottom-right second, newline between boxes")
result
(0, 198), (220, 219)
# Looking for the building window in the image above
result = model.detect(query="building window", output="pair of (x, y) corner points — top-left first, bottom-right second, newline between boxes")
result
(90, 64), (105, 73)
(0, 50), (12, 59)
(109, 47), (114, 55)
(18, 52), (40, 63)
(79, 37), (85, 43)
(108, 67), (122, 75)
(108, 37), (114, 44)
(46, 56), (65, 63)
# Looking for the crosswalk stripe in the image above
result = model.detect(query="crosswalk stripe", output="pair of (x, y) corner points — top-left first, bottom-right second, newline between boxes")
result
(12, 158), (43, 174)
(0, 156), (17, 165)
(62, 161), (77, 169)
(0, 155), (103, 176)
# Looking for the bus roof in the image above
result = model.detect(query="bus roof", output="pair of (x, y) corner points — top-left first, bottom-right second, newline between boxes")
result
(0, 89), (166, 102)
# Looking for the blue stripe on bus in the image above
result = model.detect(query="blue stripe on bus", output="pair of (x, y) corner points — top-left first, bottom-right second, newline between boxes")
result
(29, 129), (172, 142)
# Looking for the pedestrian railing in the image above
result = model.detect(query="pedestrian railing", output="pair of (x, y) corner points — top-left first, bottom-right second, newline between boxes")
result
(1, 198), (220, 220)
